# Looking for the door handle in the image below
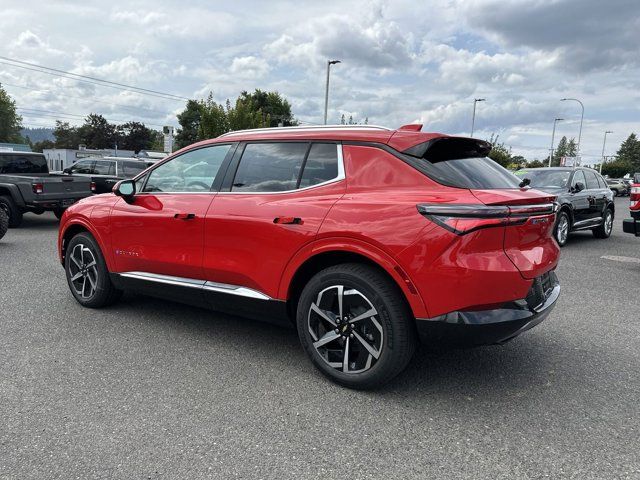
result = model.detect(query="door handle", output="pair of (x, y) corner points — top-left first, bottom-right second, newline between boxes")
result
(174, 213), (196, 220)
(273, 216), (303, 225)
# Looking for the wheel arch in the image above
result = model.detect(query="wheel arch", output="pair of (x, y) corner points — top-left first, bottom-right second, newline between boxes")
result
(280, 239), (428, 322)
(59, 220), (110, 269)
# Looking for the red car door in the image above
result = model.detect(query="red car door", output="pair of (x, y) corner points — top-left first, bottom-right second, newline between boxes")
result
(203, 142), (345, 300)
(110, 144), (234, 280)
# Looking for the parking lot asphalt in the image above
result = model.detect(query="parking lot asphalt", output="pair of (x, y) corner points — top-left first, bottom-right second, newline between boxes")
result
(1, 196), (639, 479)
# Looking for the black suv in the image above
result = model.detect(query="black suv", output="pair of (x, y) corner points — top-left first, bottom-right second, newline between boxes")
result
(64, 158), (154, 194)
(515, 167), (615, 246)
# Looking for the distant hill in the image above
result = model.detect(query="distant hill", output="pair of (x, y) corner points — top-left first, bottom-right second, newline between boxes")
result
(21, 127), (55, 143)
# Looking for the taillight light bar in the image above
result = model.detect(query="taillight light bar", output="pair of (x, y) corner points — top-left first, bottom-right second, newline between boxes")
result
(630, 186), (640, 210)
(32, 183), (44, 194)
(417, 203), (557, 235)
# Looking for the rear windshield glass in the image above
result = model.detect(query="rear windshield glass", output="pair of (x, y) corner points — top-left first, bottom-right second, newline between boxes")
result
(515, 169), (570, 188)
(417, 156), (522, 189)
(0, 154), (48, 174)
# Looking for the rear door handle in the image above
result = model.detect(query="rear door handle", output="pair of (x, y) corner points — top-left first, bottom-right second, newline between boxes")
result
(174, 213), (196, 220)
(274, 216), (303, 225)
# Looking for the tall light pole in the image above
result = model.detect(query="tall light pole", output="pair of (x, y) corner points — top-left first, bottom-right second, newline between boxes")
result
(600, 130), (613, 174)
(560, 98), (584, 166)
(549, 118), (564, 167)
(470, 98), (485, 137)
(323, 60), (341, 125)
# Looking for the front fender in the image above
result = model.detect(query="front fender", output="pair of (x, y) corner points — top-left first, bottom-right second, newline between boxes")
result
(278, 236), (429, 318)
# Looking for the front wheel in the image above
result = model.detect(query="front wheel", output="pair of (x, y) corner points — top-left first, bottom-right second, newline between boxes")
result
(593, 208), (613, 239)
(296, 263), (416, 389)
(0, 195), (23, 228)
(554, 211), (570, 247)
(65, 232), (122, 308)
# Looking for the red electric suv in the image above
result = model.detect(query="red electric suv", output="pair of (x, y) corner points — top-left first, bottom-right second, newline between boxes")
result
(58, 124), (561, 389)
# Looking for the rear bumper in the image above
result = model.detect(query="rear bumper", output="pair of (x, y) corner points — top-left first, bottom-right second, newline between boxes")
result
(29, 196), (89, 210)
(415, 271), (560, 347)
(623, 217), (639, 236)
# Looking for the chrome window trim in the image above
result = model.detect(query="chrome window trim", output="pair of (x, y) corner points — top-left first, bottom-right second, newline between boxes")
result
(117, 271), (272, 301)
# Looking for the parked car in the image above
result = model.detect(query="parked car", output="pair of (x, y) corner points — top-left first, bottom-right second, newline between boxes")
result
(622, 175), (640, 236)
(515, 167), (615, 247)
(0, 151), (94, 226)
(59, 125), (561, 389)
(0, 207), (7, 240)
(63, 157), (154, 194)
(606, 178), (629, 196)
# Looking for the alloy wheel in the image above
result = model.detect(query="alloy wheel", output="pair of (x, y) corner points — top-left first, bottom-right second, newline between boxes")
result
(604, 211), (613, 235)
(557, 215), (569, 245)
(307, 285), (383, 374)
(68, 243), (99, 299)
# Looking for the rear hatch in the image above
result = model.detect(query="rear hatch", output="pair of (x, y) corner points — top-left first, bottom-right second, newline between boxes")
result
(403, 136), (559, 279)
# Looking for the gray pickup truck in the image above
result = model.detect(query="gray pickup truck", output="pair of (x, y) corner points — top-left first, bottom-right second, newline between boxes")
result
(0, 151), (93, 227)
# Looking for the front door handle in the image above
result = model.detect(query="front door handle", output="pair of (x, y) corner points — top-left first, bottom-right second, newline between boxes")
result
(174, 213), (196, 220)
(274, 216), (303, 225)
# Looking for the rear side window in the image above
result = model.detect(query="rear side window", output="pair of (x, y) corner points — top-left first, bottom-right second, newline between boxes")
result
(583, 170), (599, 189)
(596, 174), (607, 189)
(93, 160), (115, 175)
(122, 161), (148, 177)
(0, 154), (48, 174)
(299, 143), (339, 188)
(232, 143), (308, 192)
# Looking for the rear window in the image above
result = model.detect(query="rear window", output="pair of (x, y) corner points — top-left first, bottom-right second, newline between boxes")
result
(232, 143), (308, 192)
(421, 157), (522, 189)
(0, 154), (48, 174)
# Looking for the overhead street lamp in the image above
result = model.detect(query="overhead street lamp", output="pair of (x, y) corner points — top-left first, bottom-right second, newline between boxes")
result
(560, 98), (584, 166)
(470, 98), (485, 137)
(600, 130), (613, 174)
(323, 60), (341, 125)
(549, 118), (564, 167)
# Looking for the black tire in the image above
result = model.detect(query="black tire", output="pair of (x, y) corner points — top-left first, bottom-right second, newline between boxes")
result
(0, 208), (8, 240)
(53, 208), (65, 220)
(611, 189), (618, 197)
(593, 208), (614, 239)
(554, 210), (571, 247)
(0, 195), (23, 228)
(296, 263), (416, 389)
(65, 232), (122, 308)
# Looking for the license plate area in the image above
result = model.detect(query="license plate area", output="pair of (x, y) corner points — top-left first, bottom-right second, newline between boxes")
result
(62, 199), (76, 207)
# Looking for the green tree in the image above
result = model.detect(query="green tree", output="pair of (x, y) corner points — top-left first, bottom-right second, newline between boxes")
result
(198, 93), (230, 139)
(226, 97), (266, 131)
(601, 159), (633, 178)
(0, 83), (23, 143)
(616, 133), (640, 172)
(487, 133), (512, 168)
(31, 139), (55, 152)
(526, 159), (546, 168)
(53, 121), (82, 148)
(78, 114), (118, 149)
(175, 100), (202, 149)
(116, 121), (156, 152)
(237, 89), (296, 127)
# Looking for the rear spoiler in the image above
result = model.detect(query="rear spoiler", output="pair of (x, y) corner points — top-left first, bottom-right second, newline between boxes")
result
(402, 137), (492, 161)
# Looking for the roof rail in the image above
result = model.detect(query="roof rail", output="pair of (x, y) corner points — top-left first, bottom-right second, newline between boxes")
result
(218, 124), (392, 138)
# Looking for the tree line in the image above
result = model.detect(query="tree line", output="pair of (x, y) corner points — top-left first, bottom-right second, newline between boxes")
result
(1, 82), (639, 175)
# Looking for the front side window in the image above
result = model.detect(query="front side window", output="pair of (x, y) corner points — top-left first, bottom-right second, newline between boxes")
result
(515, 169), (571, 188)
(572, 170), (586, 188)
(143, 144), (231, 193)
(583, 170), (599, 190)
(299, 143), (339, 188)
(232, 143), (308, 192)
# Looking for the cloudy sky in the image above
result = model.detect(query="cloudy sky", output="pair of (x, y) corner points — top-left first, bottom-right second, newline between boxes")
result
(1, 0), (638, 162)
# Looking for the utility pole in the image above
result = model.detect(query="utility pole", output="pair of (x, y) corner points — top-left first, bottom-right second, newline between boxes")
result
(471, 98), (485, 137)
(549, 118), (564, 167)
(560, 98), (584, 167)
(323, 60), (341, 125)
(600, 130), (613, 174)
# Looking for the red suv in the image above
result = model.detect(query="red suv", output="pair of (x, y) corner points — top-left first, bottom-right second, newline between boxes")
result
(58, 125), (560, 388)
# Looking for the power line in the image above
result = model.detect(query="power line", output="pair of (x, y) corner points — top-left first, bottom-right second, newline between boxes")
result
(0, 56), (189, 101)
(17, 107), (166, 129)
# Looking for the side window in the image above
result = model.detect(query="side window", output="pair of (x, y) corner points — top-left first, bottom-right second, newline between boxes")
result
(143, 144), (231, 193)
(299, 143), (340, 188)
(71, 160), (95, 174)
(571, 170), (586, 188)
(232, 143), (308, 192)
(596, 174), (607, 189)
(583, 170), (599, 190)
(122, 161), (148, 177)
(93, 160), (115, 175)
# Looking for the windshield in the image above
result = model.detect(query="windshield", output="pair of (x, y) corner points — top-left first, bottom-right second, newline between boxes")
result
(515, 169), (570, 188)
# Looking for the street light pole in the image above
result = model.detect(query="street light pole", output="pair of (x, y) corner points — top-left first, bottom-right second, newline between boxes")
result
(560, 98), (584, 167)
(470, 98), (485, 137)
(549, 118), (564, 168)
(600, 130), (613, 174)
(323, 60), (341, 125)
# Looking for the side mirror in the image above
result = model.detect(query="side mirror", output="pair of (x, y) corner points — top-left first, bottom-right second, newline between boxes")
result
(573, 182), (585, 193)
(113, 179), (136, 203)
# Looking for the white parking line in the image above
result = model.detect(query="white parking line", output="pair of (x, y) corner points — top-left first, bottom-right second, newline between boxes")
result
(601, 255), (640, 264)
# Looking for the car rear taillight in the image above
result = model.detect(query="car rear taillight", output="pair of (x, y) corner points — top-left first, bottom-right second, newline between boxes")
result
(32, 183), (44, 194)
(417, 203), (556, 235)
(630, 186), (640, 210)
(90, 181), (97, 192)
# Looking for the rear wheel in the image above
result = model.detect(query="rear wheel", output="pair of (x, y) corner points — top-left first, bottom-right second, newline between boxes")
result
(554, 210), (570, 247)
(296, 263), (416, 389)
(593, 208), (613, 239)
(65, 232), (122, 308)
(0, 195), (23, 228)
(0, 208), (8, 240)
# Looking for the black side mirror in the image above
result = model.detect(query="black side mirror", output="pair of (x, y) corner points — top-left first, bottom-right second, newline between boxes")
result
(573, 182), (585, 193)
(113, 179), (136, 203)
